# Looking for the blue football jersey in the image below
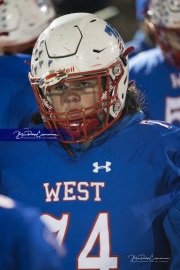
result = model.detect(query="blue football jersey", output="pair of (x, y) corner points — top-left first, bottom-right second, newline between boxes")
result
(0, 195), (63, 270)
(0, 54), (38, 128)
(0, 112), (180, 270)
(129, 47), (180, 127)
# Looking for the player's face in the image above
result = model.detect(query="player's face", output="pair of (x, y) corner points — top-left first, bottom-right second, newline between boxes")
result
(49, 78), (100, 118)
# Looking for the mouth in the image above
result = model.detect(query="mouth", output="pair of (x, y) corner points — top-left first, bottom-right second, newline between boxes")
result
(68, 108), (83, 118)
(70, 122), (81, 128)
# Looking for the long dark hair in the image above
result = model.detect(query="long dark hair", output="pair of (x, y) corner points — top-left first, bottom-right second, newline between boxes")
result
(124, 84), (146, 115)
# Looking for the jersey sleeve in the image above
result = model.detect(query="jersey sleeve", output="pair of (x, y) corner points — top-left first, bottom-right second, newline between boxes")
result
(15, 207), (63, 270)
(0, 195), (63, 270)
(163, 199), (180, 270)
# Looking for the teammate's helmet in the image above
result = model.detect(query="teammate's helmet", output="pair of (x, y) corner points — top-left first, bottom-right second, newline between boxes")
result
(29, 13), (133, 144)
(147, 0), (180, 68)
(0, 0), (56, 53)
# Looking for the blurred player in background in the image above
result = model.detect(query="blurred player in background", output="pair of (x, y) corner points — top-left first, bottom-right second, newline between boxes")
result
(129, 0), (180, 126)
(0, 13), (180, 270)
(0, 0), (56, 128)
(0, 194), (63, 270)
(126, 0), (155, 58)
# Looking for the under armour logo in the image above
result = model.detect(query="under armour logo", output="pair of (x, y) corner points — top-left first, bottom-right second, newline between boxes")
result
(93, 162), (111, 173)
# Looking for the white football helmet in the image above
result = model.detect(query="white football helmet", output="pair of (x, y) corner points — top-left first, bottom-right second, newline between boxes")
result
(29, 13), (134, 144)
(147, 0), (180, 68)
(0, 0), (56, 53)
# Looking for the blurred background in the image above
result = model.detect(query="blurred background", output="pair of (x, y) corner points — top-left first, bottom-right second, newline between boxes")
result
(51, 0), (137, 42)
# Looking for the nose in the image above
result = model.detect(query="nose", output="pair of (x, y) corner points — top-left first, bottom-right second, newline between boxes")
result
(65, 92), (80, 103)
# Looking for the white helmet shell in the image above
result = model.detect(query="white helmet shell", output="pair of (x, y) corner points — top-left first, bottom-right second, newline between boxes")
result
(31, 13), (129, 113)
(32, 13), (126, 74)
(0, 0), (56, 48)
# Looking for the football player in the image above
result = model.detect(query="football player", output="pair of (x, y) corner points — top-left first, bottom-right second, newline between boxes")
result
(1, 13), (180, 270)
(129, 0), (180, 126)
(0, 0), (56, 128)
(126, 0), (155, 58)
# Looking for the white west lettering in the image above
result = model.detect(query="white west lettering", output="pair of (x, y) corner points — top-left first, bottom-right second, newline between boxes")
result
(43, 182), (62, 202)
(77, 182), (89, 201)
(90, 182), (105, 201)
(43, 181), (105, 202)
(63, 181), (76, 201)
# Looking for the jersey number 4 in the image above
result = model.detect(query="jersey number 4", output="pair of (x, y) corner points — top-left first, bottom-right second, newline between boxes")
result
(41, 212), (119, 270)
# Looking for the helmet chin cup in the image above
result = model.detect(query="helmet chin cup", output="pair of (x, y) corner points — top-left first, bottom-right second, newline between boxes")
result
(55, 116), (101, 142)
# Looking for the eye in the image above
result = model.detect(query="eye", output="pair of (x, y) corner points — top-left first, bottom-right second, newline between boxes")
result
(79, 81), (90, 88)
(49, 84), (68, 96)
(78, 80), (98, 89)
(54, 84), (67, 91)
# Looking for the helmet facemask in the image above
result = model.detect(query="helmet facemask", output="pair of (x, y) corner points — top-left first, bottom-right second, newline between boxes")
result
(29, 60), (125, 144)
